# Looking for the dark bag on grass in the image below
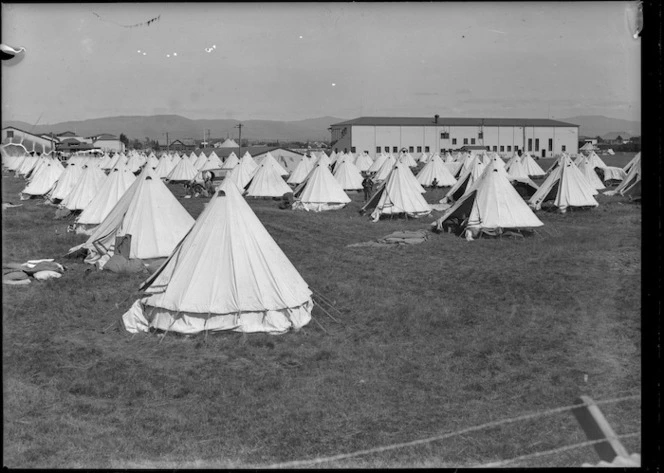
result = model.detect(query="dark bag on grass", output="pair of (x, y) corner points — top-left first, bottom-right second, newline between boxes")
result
(103, 254), (147, 274)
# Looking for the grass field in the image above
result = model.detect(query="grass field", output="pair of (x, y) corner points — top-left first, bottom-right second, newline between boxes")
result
(2, 152), (641, 468)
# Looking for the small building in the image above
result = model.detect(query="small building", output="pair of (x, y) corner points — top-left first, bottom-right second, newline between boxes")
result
(56, 137), (99, 153)
(330, 116), (579, 158)
(92, 133), (125, 153)
(1, 126), (58, 154)
(162, 139), (196, 152)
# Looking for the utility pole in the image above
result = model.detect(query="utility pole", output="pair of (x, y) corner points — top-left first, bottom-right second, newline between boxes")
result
(235, 123), (243, 158)
(162, 132), (170, 152)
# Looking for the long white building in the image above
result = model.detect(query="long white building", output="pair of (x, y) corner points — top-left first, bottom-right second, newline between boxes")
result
(330, 116), (579, 158)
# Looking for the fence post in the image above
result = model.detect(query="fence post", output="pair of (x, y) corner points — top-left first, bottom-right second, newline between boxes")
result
(571, 395), (630, 462)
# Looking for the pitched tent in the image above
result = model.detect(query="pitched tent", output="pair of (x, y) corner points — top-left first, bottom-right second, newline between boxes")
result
(529, 155), (599, 211)
(166, 156), (199, 182)
(432, 160), (543, 235)
(416, 153), (457, 187)
(441, 155), (486, 203)
(154, 155), (175, 179)
(579, 142), (596, 152)
(74, 167), (137, 232)
(587, 151), (607, 169)
(372, 154), (397, 182)
(20, 159), (64, 199)
(60, 164), (108, 211)
(221, 152), (240, 170)
(206, 151), (223, 169)
(121, 184), (313, 335)
(240, 152), (258, 173)
(193, 152), (208, 170)
(262, 152), (289, 177)
(418, 152), (430, 163)
(292, 163), (352, 211)
(145, 154), (160, 169)
(68, 166), (195, 267)
(604, 153), (641, 197)
(245, 156), (292, 198)
(287, 156), (314, 185)
(623, 152), (640, 173)
(354, 152), (374, 172)
(398, 152), (418, 167)
(125, 153), (144, 173)
(577, 157), (606, 191)
(224, 157), (258, 190)
(367, 153), (387, 173)
(360, 162), (431, 222)
(49, 162), (84, 202)
(333, 158), (364, 191)
(521, 153), (545, 177)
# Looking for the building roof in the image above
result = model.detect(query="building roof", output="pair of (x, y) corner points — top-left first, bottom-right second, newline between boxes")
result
(2, 126), (58, 142)
(94, 134), (118, 140)
(57, 131), (77, 137)
(331, 117), (580, 128)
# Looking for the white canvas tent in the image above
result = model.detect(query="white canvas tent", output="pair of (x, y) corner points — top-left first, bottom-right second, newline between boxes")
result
(360, 162), (431, 222)
(604, 153), (641, 197)
(20, 160), (64, 198)
(75, 167), (137, 231)
(223, 157), (258, 190)
(372, 154), (397, 182)
(577, 157), (606, 191)
(354, 152), (374, 172)
(416, 153), (457, 187)
(441, 156), (486, 203)
(432, 160), (543, 235)
(529, 155), (599, 211)
(333, 159), (364, 191)
(245, 156), (292, 198)
(154, 156), (175, 179)
(166, 156), (198, 182)
(292, 163), (351, 211)
(121, 183), (313, 335)
(287, 156), (314, 185)
(68, 166), (195, 267)
(61, 165), (107, 211)
(49, 162), (84, 202)
(222, 152), (240, 171)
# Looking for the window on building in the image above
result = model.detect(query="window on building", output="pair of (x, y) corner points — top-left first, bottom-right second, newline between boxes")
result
(507, 146), (512, 152)
(440, 132), (449, 139)
(440, 149), (445, 153)
(528, 139), (533, 151)
(500, 145), (505, 152)
(424, 146), (430, 152)
(408, 146), (414, 153)
(7, 130), (14, 138)
(493, 146), (498, 152)
(562, 145), (566, 152)
(384, 146), (390, 152)
(351, 146), (356, 153)
(535, 139), (540, 151)
(515, 145), (519, 151)
(452, 138), (457, 145)
(463, 138), (469, 145)
(548, 139), (553, 152)
(471, 138), (476, 145)
(478, 132), (483, 140)
(376, 146), (381, 154)
(417, 146), (422, 152)
(392, 146), (398, 153)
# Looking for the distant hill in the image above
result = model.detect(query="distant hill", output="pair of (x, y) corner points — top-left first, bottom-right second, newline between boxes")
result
(1, 115), (347, 143)
(560, 115), (641, 139)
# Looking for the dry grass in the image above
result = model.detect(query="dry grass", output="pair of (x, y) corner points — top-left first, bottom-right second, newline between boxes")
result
(2, 153), (640, 468)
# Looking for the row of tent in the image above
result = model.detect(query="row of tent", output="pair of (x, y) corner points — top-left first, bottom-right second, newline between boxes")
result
(0, 145), (642, 336)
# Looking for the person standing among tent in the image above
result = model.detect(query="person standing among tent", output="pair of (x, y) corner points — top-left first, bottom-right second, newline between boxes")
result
(431, 178), (439, 188)
(362, 174), (373, 201)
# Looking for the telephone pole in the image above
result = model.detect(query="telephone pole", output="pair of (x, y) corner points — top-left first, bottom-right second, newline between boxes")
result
(235, 123), (243, 158)
(162, 132), (170, 152)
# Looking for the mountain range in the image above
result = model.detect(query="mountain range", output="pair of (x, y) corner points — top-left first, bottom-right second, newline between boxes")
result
(2, 115), (347, 143)
(2, 114), (640, 143)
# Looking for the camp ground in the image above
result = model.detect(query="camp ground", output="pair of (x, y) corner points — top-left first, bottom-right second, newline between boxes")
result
(1, 1), (644, 469)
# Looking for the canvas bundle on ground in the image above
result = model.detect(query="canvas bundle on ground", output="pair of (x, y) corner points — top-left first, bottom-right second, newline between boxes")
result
(122, 184), (313, 335)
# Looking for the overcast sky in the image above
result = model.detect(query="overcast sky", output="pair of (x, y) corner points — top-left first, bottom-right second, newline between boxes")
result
(1, 2), (640, 125)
